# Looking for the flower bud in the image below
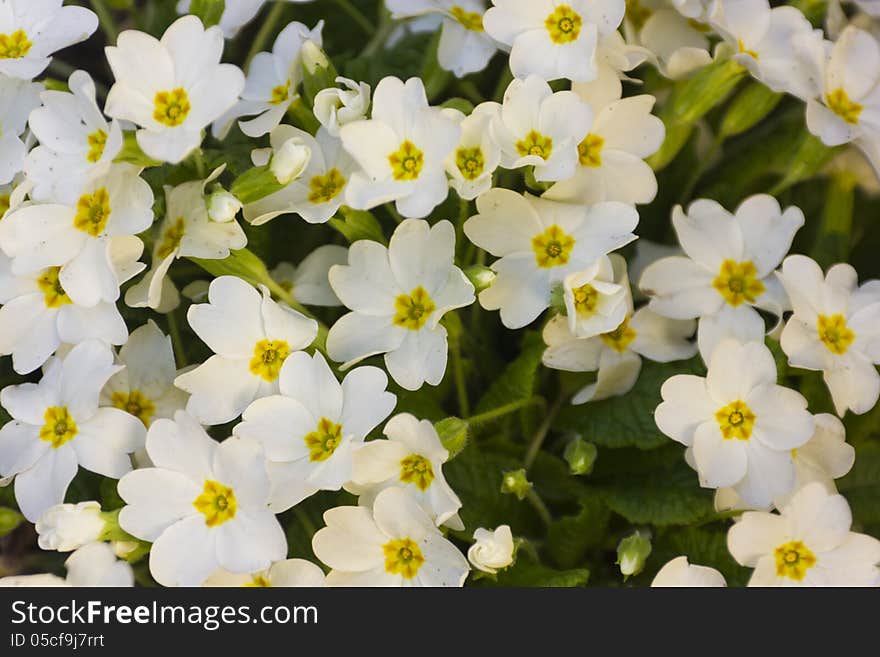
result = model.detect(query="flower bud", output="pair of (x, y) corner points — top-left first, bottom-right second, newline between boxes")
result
(500, 468), (532, 501)
(616, 530), (652, 579)
(468, 525), (515, 574)
(464, 265), (496, 294)
(207, 189), (242, 223)
(271, 138), (312, 185)
(301, 39), (330, 75)
(564, 437), (597, 476)
(36, 502), (106, 552)
(313, 77), (371, 137)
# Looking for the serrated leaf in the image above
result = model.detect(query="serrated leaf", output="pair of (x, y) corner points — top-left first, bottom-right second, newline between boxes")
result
(545, 494), (610, 569)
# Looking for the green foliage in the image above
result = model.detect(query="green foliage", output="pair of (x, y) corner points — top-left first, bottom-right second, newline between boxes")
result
(487, 554), (590, 587)
(0, 507), (24, 538)
(328, 207), (386, 244)
(474, 331), (545, 417)
(189, 0), (225, 27)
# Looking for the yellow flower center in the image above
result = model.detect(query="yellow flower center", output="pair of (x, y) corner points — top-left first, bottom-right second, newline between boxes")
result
(516, 130), (553, 160)
(307, 168), (347, 204)
(712, 259), (765, 306)
(532, 224), (575, 268)
(0, 30), (32, 59)
(600, 316), (637, 353)
(383, 538), (425, 579)
(545, 5), (582, 44)
(153, 88), (191, 127)
(193, 480), (238, 527)
(393, 286), (436, 331)
(456, 146), (486, 180)
(73, 187), (111, 237)
(827, 88), (862, 125)
(249, 339), (291, 382)
(578, 133), (604, 167)
(388, 140), (424, 181)
(399, 454), (435, 491)
(37, 267), (72, 309)
(774, 540), (816, 581)
(450, 6), (484, 31)
(156, 217), (186, 259)
(737, 39), (759, 59)
(0, 193), (9, 217)
(244, 575), (272, 587)
(714, 400), (756, 440)
(817, 314), (855, 355)
(572, 283), (599, 317)
(304, 417), (343, 462)
(270, 80), (291, 105)
(39, 407), (78, 449)
(86, 129), (108, 163)
(111, 389), (156, 427)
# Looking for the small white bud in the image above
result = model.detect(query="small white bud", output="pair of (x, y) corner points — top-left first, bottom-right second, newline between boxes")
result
(467, 525), (515, 574)
(302, 39), (330, 74)
(314, 77), (371, 137)
(271, 138), (312, 185)
(36, 502), (106, 552)
(207, 189), (242, 222)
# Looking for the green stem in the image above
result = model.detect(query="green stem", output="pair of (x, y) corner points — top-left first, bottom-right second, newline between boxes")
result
(166, 308), (188, 368)
(190, 148), (206, 179)
(524, 394), (564, 470)
(293, 507), (317, 538)
(679, 132), (724, 205)
(334, 0), (375, 35)
(361, 11), (394, 58)
(467, 396), (544, 427)
(525, 489), (552, 527)
(246, 1), (287, 68)
(90, 0), (119, 44)
(450, 333), (469, 418)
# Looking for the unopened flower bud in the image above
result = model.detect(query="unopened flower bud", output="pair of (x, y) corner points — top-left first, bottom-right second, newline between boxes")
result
(500, 468), (532, 501)
(271, 138), (311, 185)
(36, 502), (106, 552)
(564, 437), (597, 476)
(468, 525), (515, 574)
(302, 40), (330, 74)
(207, 189), (242, 222)
(617, 530), (652, 579)
(464, 265), (496, 293)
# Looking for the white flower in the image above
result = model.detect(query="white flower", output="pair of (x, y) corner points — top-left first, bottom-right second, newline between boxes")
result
(203, 558), (326, 587)
(36, 501), (105, 552)
(0, 574), (68, 586)
(326, 219), (474, 391)
(483, 0), (625, 81)
(175, 276), (318, 425)
(234, 351), (396, 512)
(716, 413), (855, 511)
(578, 32), (651, 109)
(177, 0), (314, 39)
(777, 255), (880, 416)
(624, 1), (712, 80)
(100, 320), (188, 429)
(728, 483), (880, 586)
(0, 163), (153, 307)
(125, 167), (247, 312)
(464, 188), (638, 329)
(0, 0), (97, 80)
(270, 244), (348, 307)
(312, 486), (470, 586)
(543, 90), (664, 206)
(340, 76), (461, 219)
(639, 195), (802, 360)
(468, 525), (515, 574)
(269, 135), (312, 184)
(118, 411), (286, 587)
(445, 103), (501, 200)
(487, 75), (593, 182)
(314, 77), (371, 137)
(104, 16), (245, 163)
(206, 190), (242, 223)
(0, 341), (145, 521)
(0, 75), (42, 185)
(25, 70), (123, 202)
(561, 255), (627, 338)
(244, 126), (357, 225)
(656, 340), (815, 510)
(64, 542), (134, 587)
(651, 556), (726, 587)
(543, 257), (697, 404)
(348, 413), (462, 528)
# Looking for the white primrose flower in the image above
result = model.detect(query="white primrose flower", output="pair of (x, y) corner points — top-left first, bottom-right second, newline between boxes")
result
(104, 15), (245, 163)
(340, 76), (461, 219)
(118, 411), (287, 587)
(578, 32), (652, 110)
(206, 189), (242, 223)
(244, 126), (357, 225)
(0, 163), (153, 308)
(463, 188), (638, 329)
(561, 255), (628, 339)
(623, 0), (712, 80)
(2, 542), (135, 587)
(543, 90), (665, 206)
(125, 167), (247, 312)
(234, 351), (396, 512)
(216, 21), (323, 138)
(270, 244), (348, 307)
(715, 413), (855, 512)
(347, 412), (462, 528)
(445, 103), (502, 200)
(487, 75), (593, 182)
(709, 0), (817, 98)
(0, 0), (97, 80)
(203, 558), (326, 587)
(0, 75), (42, 185)
(728, 483), (880, 586)
(326, 219), (475, 391)
(656, 340), (815, 510)
(0, 250), (136, 375)
(314, 77), (371, 137)
(468, 525), (515, 574)
(483, 0), (625, 81)
(101, 320), (188, 429)
(25, 70), (123, 202)
(639, 195), (802, 360)
(0, 341), (146, 521)
(312, 486), (469, 587)
(36, 501), (105, 552)
(777, 255), (880, 416)
(651, 556), (726, 587)
(177, 0), (315, 39)
(175, 275), (318, 425)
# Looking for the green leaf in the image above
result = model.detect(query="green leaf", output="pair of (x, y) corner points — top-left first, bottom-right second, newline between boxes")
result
(189, 0), (225, 27)
(545, 494), (610, 569)
(115, 132), (162, 168)
(435, 417), (468, 459)
(189, 248), (272, 289)
(487, 554), (590, 587)
(554, 356), (706, 449)
(230, 165), (286, 205)
(0, 507), (24, 537)
(838, 442), (880, 526)
(719, 82), (783, 139)
(474, 331), (545, 416)
(439, 97), (475, 115)
(812, 172), (856, 269)
(328, 207), (386, 244)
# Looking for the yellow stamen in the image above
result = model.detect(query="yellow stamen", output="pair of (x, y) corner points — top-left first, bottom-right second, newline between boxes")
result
(531, 225), (575, 268)
(774, 540), (816, 581)
(600, 316), (637, 353)
(455, 146), (485, 180)
(37, 267), (72, 309)
(817, 314), (855, 355)
(545, 5), (582, 44)
(383, 538), (425, 578)
(826, 88), (862, 124)
(153, 88), (191, 127)
(450, 6), (484, 31)
(73, 187), (111, 237)
(39, 407), (78, 449)
(304, 417), (343, 462)
(393, 286), (436, 331)
(156, 217), (185, 259)
(307, 168), (347, 203)
(712, 259), (765, 306)
(111, 389), (156, 427)
(516, 130), (553, 160)
(193, 480), (238, 527)
(0, 30), (31, 59)
(714, 400), (756, 440)
(249, 339), (291, 382)
(388, 140), (424, 181)
(578, 134), (604, 167)
(87, 130), (108, 163)
(399, 454), (435, 491)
